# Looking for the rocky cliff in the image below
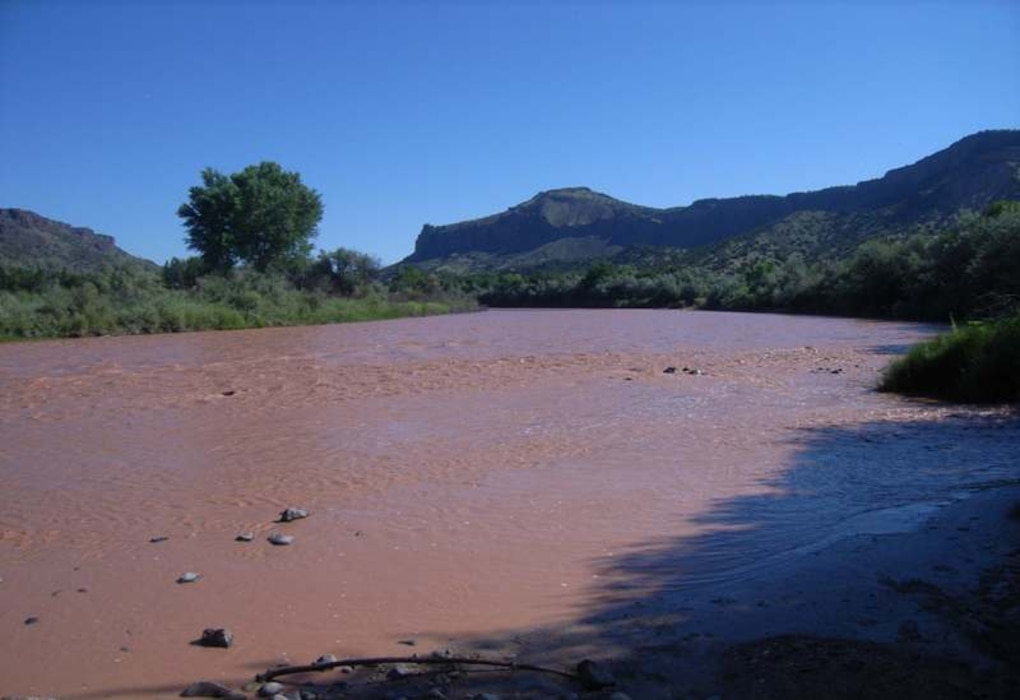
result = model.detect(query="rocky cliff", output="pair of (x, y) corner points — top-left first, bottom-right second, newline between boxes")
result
(406, 130), (1020, 267)
(0, 209), (156, 271)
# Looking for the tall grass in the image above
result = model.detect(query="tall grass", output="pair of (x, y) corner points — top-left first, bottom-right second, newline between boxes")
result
(879, 315), (1020, 403)
(0, 267), (463, 340)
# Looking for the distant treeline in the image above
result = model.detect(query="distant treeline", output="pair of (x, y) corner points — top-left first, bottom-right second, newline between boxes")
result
(2, 204), (1017, 348)
(0, 248), (471, 339)
(468, 203), (1020, 323)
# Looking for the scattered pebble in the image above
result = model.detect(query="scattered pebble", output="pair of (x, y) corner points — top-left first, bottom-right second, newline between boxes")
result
(398, 638), (417, 646)
(150, 536), (169, 543)
(235, 532), (255, 542)
(267, 532), (294, 546)
(387, 664), (417, 679)
(312, 653), (338, 667)
(665, 366), (704, 376)
(221, 390), (236, 397)
(278, 507), (308, 523)
(197, 628), (233, 648)
(177, 572), (201, 584)
(24, 616), (39, 626)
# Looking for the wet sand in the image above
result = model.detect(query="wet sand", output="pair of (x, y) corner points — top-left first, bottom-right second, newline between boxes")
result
(1, 309), (1017, 698)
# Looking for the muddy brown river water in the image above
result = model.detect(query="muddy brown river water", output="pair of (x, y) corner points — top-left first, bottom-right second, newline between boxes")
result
(1, 309), (1017, 698)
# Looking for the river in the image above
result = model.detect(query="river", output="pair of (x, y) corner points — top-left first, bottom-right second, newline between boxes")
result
(1, 309), (1016, 698)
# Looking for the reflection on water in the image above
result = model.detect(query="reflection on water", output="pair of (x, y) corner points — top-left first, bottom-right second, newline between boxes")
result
(0, 309), (1006, 698)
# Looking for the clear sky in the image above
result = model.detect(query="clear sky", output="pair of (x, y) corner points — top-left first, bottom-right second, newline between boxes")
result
(1, 1), (1018, 265)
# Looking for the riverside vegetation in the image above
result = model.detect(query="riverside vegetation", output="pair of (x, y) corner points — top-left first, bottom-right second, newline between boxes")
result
(0, 261), (461, 339)
(0, 162), (473, 340)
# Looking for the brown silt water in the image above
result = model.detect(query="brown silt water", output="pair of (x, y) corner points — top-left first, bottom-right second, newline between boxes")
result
(1, 309), (1016, 698)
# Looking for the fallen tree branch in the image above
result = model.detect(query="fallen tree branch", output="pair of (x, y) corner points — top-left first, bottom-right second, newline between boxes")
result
(256, 655), (578, 683)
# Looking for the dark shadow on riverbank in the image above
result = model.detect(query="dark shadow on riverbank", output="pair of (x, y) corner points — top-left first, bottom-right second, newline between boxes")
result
(380, 410), (1020, 699)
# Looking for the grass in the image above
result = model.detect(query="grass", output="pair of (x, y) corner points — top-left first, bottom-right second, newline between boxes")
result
(0, 277), (465, 340)
(879, 315), (1020, 403)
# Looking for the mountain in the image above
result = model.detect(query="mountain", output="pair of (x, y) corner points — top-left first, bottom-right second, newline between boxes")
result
(404, 130), (1020, 270)
(0, 209), (157, 272)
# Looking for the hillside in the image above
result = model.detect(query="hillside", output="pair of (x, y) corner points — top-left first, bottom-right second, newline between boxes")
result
(405, 130), (1020, 270)
(0, 208), (156, 272)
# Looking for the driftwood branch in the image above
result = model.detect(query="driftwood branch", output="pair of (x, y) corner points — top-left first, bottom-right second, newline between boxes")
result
(256, 655), (578, 683)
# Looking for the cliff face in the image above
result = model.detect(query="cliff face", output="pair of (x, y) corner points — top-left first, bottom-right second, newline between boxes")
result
(0, 209), (156, 271)
(407, 130), (1020, 265)
(411, 187), (669, 260)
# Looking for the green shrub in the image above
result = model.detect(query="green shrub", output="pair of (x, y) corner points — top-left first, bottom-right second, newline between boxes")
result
(880, 315), (1020, 403)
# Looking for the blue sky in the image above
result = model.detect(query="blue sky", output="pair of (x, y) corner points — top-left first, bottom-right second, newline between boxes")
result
(1, 1), (1018, 265)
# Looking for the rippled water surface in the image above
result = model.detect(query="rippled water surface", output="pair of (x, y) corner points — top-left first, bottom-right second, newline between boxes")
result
(1, 309), (1016, 698)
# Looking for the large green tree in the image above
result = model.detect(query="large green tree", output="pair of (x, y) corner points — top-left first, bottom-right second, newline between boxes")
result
(178, 161), (323, 273)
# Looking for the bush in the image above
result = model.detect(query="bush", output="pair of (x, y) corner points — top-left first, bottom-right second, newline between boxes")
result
(879, 315), (1020, 403)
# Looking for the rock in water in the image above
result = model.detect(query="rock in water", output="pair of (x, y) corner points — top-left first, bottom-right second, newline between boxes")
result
(577, 659), (615, 690)
(198, 628), (233, 648)
(278, 507), (308, 523)
(180, 680), (244, 698)
(177, 572), (201, 584)
(267, 532), (294, 546)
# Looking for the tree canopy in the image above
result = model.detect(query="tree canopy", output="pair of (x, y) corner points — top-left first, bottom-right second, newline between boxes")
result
(177, 162), (323, 273)
(307, 247), (382, 295)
